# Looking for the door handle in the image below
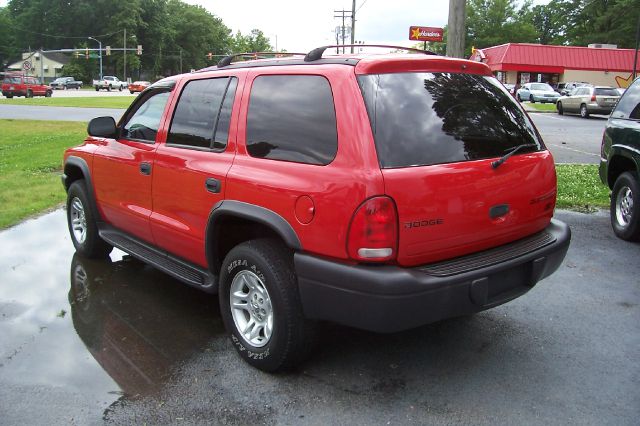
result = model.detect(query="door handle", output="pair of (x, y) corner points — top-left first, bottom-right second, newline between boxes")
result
(140, 162), (152, 175)
(205, 177), (221, 193)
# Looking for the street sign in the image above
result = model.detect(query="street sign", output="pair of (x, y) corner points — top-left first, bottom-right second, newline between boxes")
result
(22, 61), (32, 71)
(409, 26), (444, 42)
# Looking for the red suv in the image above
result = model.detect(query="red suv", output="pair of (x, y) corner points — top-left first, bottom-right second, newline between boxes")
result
(1, 73), (52, 98)
(62, 46), (571, 371)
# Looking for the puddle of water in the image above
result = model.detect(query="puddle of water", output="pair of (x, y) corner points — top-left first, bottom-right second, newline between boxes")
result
(0, 209), (224, 424)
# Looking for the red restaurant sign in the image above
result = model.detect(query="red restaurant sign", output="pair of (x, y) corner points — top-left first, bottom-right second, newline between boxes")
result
(409, 26), (444, 42)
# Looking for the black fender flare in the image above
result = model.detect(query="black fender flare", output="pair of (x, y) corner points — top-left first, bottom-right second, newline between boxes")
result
(62, 156), (103, 221)
(205, 200), (302, 268)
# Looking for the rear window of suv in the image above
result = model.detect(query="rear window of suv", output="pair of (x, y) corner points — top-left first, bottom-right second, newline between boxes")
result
(358, 72), (542, 168)
(594, 88), (619, 96)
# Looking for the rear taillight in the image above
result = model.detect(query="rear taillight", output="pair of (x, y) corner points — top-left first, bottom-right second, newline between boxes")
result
(347, 196), (398, 262)
(591, 94), (596, 102)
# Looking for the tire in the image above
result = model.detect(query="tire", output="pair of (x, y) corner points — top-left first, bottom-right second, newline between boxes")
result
(516, 94), (521, 102)
(6, 94), (12, 99)
(557, 102), (563, 115)
(610, 172), (640, 241)
(107, 85), (112, 92)
(219, 239), (316, 372)
(529, 95), (535, 103)
(66, 180), (113, 258)
(26, 90), (33, 98)
(118, 85), (123, 92)
(130, 90), (134, 94)
(580, 104), (589, 118)
(45, 90), (52, 97)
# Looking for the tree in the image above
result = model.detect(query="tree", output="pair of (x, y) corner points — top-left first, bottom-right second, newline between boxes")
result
(230, 29), (273, 53)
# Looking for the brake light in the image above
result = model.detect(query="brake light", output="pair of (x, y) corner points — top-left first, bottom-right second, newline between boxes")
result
(591, 94), (596, 102)
(347, 196), (398, 262)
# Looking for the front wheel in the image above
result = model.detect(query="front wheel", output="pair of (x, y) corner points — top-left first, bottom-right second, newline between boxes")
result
(610, 172), (640, 241)
(118, 85), (123, 91)
(219, 239), (315, 372)
(66, 180), (113, 258)
(529, 95), (535, 103)
(557, 102), (564, 115)
(45, 90), (52, 97)
(95, 87), (99, 91)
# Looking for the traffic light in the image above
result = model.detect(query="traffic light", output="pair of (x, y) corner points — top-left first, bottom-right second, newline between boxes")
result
(136, 45), (142, 55)
(106, 46), (111, 56)
(207, 52), (213, 60)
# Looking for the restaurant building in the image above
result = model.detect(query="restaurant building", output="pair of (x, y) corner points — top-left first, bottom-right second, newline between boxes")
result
(470, 43), (640, 89)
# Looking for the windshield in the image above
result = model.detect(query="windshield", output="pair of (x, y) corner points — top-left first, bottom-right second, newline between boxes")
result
(358, 72), (543, 168)
(531, 83), (553, 91)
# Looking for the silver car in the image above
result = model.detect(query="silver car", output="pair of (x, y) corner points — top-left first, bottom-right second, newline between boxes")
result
(516, 83), (560, 103)
(556, 86), (620, 118)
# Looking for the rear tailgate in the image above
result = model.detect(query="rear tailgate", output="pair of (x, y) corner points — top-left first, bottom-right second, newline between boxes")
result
(382, 153), (556, 266)
(358, 70), (557, 267)
(594, 87), (620, 108)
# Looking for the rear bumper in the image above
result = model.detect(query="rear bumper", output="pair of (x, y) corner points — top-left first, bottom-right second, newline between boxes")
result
(533, 95), (559, 103)
(296, 219), (570, 333)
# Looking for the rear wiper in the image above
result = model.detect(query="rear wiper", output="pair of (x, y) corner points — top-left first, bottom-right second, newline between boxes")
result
(491, 144), (537, 169)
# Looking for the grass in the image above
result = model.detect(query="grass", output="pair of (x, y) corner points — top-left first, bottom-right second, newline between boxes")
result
(527, 103), (558, 112)
(0, 96), (134, 109)
(0, 119), (86, 228)
(555, 164), (610, 212)
(0, 119), (611, 229)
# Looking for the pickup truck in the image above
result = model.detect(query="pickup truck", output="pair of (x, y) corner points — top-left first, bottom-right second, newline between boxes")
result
(93, 76), (126, 91)
(50, 76), (82, 90)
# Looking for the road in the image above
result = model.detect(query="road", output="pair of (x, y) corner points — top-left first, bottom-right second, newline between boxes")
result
(0, 209), (638, 425)
(0, 104), (125, 122)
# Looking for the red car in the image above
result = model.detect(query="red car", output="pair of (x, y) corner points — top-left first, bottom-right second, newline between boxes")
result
(62, 46), (570, 372)
(128, 80), (150, 94)
(2, 73), (52, 98)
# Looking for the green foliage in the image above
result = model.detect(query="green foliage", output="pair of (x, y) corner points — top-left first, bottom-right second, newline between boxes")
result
(230, 29), (273, 53)
(555, 164), (610, 211)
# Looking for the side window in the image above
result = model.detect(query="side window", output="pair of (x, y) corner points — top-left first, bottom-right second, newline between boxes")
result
(246, 75), (338, 165)
(167, 77), (237, 150)
(121, 91), (170, 142)
(612, 80), (640, 120)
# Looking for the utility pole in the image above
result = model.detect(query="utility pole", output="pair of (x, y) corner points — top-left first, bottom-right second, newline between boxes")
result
(334, 9), (352, 54)
(446, 0), (466, 58)
(124, 28), (127, 82)
(88, 36), (103, 80)
(633, 14), (639, 79)
(350, 0), (356, 53)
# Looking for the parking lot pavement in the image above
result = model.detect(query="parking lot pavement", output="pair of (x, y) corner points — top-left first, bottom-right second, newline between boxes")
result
(0, 208), (638, 425)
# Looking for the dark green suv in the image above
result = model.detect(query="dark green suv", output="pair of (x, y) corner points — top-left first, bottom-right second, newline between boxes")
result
(599, 77), (640, 241)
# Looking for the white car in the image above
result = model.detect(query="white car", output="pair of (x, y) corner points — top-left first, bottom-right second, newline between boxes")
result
(516, 83), (560, 104)
(93, 76), (126, 91)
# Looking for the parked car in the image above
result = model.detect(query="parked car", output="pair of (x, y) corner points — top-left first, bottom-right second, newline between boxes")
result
(128, 81), (150, 94)
(93, 76), (126, 91)
(1, 73), (52, 98)
(50, 76), (83, 90)
(599, 77), (640, 241)
(502, 83), (516, 94)
(560, 81), (591, 96)
(62, 46), (570, 372)
(616, 87), (626, 96)
(556, 86), (620, 118)
(516, 83), (560, 103)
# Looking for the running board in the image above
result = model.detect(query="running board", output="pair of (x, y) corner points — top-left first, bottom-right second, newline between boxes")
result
(98, 225), (217, 294)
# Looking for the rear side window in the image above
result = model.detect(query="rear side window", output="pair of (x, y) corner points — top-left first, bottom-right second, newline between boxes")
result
(594, 88), (618, 96)
(358, 73), (542, 168)
(167, 77), (237, 150)
(611, 79), (640, 120)
(246, 75), (338, 165)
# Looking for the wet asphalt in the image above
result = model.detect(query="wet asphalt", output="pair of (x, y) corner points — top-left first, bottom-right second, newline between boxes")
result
(0, 209), (639, 425)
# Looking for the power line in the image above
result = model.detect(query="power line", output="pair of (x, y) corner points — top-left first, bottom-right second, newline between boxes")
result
(356, 0), (370, 13)
(1, 22), (123, 40)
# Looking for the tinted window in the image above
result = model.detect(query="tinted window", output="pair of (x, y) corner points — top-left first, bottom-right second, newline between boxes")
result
(612, 79), (640, 120)
(358, 73), (542, 168)
(121, 91), (170, 142)
(531, 83), (553, 91)
(167, 77), (236, 150)
(594, 88), (620, 96)
(246, 75), (338, 165)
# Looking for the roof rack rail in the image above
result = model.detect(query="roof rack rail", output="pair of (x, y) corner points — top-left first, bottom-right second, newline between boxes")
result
(217, 51), (306, 68)
(304, 44), (437, 62)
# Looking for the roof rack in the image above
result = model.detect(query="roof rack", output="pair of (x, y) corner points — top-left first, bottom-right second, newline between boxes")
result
(304, 44), (437, 62)
(217, 51), (306, 68)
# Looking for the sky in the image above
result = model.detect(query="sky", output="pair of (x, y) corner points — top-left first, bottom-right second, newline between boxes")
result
(187, 0), (552, 53)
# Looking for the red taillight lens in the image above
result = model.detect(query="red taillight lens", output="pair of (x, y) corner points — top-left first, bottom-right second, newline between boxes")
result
(347, 196), (398, 262)
(591, 94), (596, 102)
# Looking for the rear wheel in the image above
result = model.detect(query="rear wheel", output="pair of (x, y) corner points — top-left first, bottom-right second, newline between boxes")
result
(45, 90), (52, 97)
(26, 90), (33, 98)
(610, 172), (640, 241)
(557, 102), (564, 115)
(529, 95), (535, 103)
(118, 85), (123, 91)
(66, 180), (113, 258)
(219, 239), (315, 372)
(580, 104), (589, 118)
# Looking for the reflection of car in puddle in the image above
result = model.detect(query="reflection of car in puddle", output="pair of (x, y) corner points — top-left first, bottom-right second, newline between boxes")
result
(68, 253), (224, 397)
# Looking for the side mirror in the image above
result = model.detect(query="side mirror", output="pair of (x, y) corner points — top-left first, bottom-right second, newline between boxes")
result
(88, 116), (117, 138)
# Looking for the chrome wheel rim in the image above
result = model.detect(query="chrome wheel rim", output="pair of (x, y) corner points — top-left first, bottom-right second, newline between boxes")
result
(615, 186), (634, 227)
(70, 197), (87, 244)
(230, 270), (273, 347)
